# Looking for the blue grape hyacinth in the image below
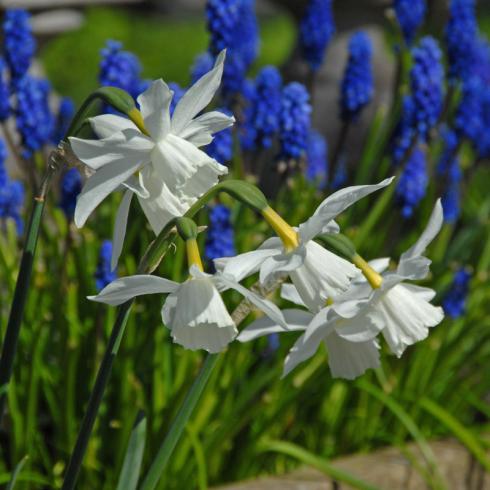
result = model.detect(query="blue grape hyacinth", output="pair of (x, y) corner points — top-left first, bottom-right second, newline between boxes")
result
(445, 0), (478, 82)
(239, 79), (258, 152)
(52, 97), (75, 145)
(235, 0), (259, 69)
(442, 269), (471, 318)
(0, 58), (11, 121)
(59, 168), (82, 221)
(279, 82), (311, 160)
(410, 37), (444, 139)
(391, 95), (416, 166)
(3, 9), (36, 82)
(306, 129), (328, 188)
(0, 139), (24, 234)
(340, 31), (374, 121)
(205, 204), (236, 263)
(95, 240), (117, 292)
(15, 75), (54, 158)
(299, 0), (335, 71)
(394, 0), (427, 46)
(206, 0), (241, 55)
(205, 109), (233, 164)
(395, 145), (427, 218)
(99, 40), (142, 99)
(455, 78), (484, 148)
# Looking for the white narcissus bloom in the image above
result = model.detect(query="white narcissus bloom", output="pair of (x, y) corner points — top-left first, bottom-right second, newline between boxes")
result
(333, 200), (445, 357)
(218, 178), (394, 311)
(70, 51), (234, 268)
(89, 266), (287, 354)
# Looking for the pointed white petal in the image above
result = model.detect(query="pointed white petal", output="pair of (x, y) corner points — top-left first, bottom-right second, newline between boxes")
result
(334, 307), (385, 342)
(325, 335), (380, 380)
(400, 283), (437, 301)
(171, 50), (226, 134)
(299, 177), (394, 243)
(179, 110), (235, 146)
(89, 275), (179, 305)
(74, 158), (143, 228)
(177, 157), (228, 199)
(260, 248), (306, 285)
(123, 173), (150, 199)
(90, 114), (136, 139)
(137, 79), (173, 140)
(111, 189), (133, 270)
(280, 283), (307, 307)
(221, 248), (278, 282)
(238, 309), (312, 342)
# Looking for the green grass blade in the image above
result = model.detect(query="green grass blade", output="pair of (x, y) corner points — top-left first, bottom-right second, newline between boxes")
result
(258, 440), (380, 490)
(6, 455), (28, 490)
(116, 411), (147, 490)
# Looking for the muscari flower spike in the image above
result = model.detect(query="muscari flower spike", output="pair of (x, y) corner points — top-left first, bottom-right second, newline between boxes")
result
(95, 240), (117, 292)
(3, 9), (36, 82)
(205, 204), (236, 263)
(59, 168), (82, 221)
(455, 77), (484, 148)
(445, 0), (478, 82)
(394, 0), (427, 46)
(391, 95), (416, 166)
(442, 268), (471, 319)
(234, 0), (259, 69)
(0, 58), (10, 121)
(299, 0), (335, 71)
(15, 75), (54, 158)
(340, 31), (374, 121)
(239, 79), (258, 151)
(306, 129), (328, 188)
(410, 36), (444, 139)
(52, 97), (75, 145)
(279, 82), (311, 160)
(0, 139), (24, 234)
(205, 108), (233, 164)
(396, 145), (427, 218)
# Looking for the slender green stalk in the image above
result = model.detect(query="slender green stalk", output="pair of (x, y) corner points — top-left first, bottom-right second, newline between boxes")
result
(329, 120), (350, 180)
(0, 160), (58, 421)
(139, 354), (219, 490)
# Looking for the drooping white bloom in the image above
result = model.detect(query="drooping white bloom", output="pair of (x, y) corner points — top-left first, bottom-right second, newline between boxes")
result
(89, 266), (287, 354)
(70, 51), (234, 268)
(219, 178), (394, 310)
(238, 282), (383, 380)
(333, 200), (445, 357)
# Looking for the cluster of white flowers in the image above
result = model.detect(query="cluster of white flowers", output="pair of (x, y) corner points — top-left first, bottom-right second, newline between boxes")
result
(70, 52), (444, 380)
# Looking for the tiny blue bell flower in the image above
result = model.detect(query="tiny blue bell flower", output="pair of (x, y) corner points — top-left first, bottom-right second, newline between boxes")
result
(442, 269), (471, 318)
(95, 240), (117, 292)
(59, 168), (82, 221)
(306, 129), (328, 188)
(394, 0), (427, 46)
(205, 204), (236, 264)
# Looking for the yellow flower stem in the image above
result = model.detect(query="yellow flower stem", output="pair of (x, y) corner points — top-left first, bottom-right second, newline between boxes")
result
(186, 238), (204, 272)
(261, 207), (299, 252)
(128, 108), (150, 137)
(352, 254), (383, 289)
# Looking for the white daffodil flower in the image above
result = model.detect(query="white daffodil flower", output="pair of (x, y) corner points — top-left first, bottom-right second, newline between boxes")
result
(70, 51), (234, 268)
(89, 266), (287, 354)
(218, 178), (394, 311)
(238, 282), (383, 380)
(333, 200), (445, 357)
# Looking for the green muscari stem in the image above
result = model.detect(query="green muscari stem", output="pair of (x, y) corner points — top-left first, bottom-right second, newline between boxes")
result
(0, 155), (59, 421)
(61, 179), (271, 489)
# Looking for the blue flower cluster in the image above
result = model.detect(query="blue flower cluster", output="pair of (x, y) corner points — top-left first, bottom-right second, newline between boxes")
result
(394, 0), (426, 46)
(15, 75), (54, 158)
(206, 0), (241, 54)
(95, 240), (117, 292)
(239, 79), (258, 151)
(442, 268), (471, 318)
(3, 9), (36, 82)
(410, 36), (444, 138)
(99, 40), (143, 99)
(299, 0), (335, 71)
(0, 139), (24, 234)
(445, 0), (478, 82)
(59, 168), (82, 221)
(395, 146), (427, 218)
(340, 31), (374, 121)
(306, 129), (328, 188)
(437, 129), (462, 223)
(455, 77), (483, 149)
(52, 97), (75, 145)
(205, 109), (233, 164)
(331, 158), (347, 190)
(205, 204), (236, 263)
(391, 95), (416, 165)
(279, 82), (311, 160)
(0, 58), (10, 121)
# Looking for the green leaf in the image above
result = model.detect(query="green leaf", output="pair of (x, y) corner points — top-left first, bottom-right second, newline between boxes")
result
(317, 233), (357, 261)
(219, 180), (268, 212)
(258, 440), (380, 490)
(116, 411), (147, 490)
(7, 456), (28, 490)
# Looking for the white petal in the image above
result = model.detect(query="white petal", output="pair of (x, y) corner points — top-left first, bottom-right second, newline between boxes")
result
(171, 50), (226, 134)
(334, 306), (385, 342)
(259, 248), (306, 285)
(289, 241), (358, 311)
(166, 277), (237, 353)
(378, 283), (444, 357)
(90, 114), (136, 139)
(299, 178), (394, 243)
(74, 158), (143, 228)
(111, 189), (133, 270)
(123, 173), (150, 199)
(179, 110), (235, 147)
(399, 199), (443, 264)
(220, 248), (278, 282)
(137, 79), (173, 140)
(89, 275), (179, 305)
(177, 157), (228, 200)
(401, 283), (437, 301)
(280, 284), (306, 307)
(237, 309), (312, 342)
(69, 129), (153, 170)
(325, 335), (380, 380)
